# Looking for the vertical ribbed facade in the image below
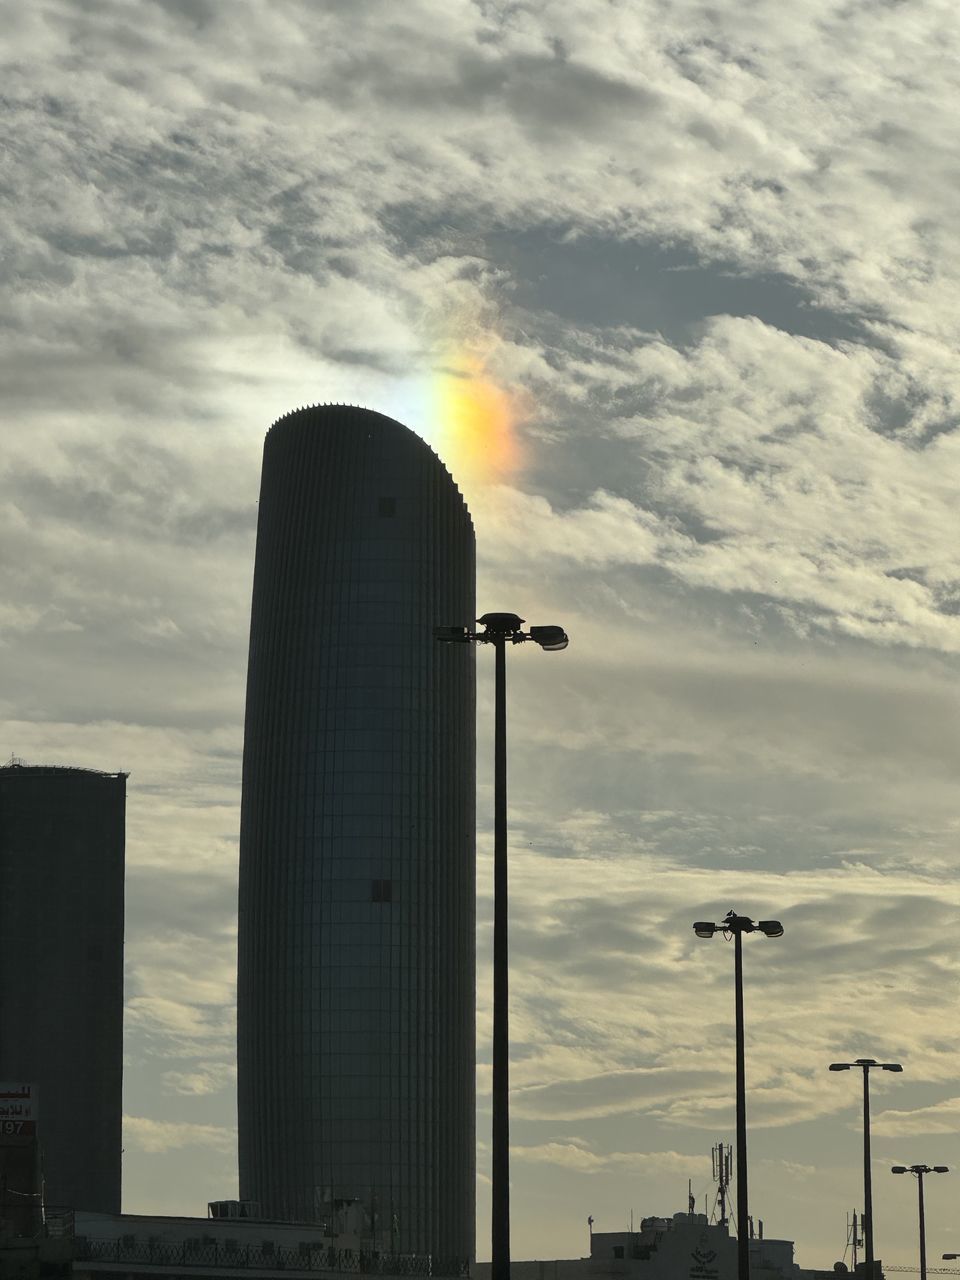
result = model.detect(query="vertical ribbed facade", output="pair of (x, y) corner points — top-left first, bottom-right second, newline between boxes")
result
(237, 406), (475, 1264)
(0, 764), (126, 1213)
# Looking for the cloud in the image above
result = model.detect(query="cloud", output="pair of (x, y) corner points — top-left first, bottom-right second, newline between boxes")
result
(161, 1063), (237, 1097)
(470, 317), (960, 655)
(474, 850), (960, 1135)
(123, 1114), (236, 1155)
(872, 1098), (960, 1138)
(511, 1068), (728, 1123)
(512, 1142), (708, 1178)
(7, 0), (960, 383)
(125, 995), (234, 1046)
(472, 486), (678, 568)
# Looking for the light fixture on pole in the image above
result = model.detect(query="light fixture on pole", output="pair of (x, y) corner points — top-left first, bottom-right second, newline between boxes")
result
(829, 1058), (902, 1280)
(437, 612), (569, 1280)
(692, 911), (783, 1280)
(891, 1164), (949, 1280)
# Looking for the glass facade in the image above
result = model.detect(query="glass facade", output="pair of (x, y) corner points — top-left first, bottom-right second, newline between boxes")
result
(237, 407), (475, 1263)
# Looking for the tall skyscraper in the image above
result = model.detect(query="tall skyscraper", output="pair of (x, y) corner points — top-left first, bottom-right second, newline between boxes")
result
(0, 763), (126, 1213)
(237, 406), (476, 1263)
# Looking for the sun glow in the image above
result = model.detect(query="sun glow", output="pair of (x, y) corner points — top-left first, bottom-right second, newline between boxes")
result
(433, 348), (526, 489)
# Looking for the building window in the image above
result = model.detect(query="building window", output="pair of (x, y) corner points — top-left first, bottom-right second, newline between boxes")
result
(378, 496), (396, 517)
(371, 879), (393, 903)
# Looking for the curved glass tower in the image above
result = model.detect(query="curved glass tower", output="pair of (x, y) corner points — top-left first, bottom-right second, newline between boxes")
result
(237, 406), (475, 1265)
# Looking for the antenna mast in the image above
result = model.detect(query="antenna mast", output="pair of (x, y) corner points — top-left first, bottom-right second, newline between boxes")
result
(712, 1142), (733, 1229)
(845, 1211), (863, 1271)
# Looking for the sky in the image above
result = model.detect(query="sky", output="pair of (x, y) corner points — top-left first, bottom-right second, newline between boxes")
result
(3, 0), (960, 1268)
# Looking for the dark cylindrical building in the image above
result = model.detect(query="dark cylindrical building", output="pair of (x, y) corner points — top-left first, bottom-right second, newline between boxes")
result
(237, 406), (475, 1264)
(0, 763), (126, 1214)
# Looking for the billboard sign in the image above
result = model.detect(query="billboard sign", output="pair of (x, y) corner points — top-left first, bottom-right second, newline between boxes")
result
(0, 1083), (37, 1139)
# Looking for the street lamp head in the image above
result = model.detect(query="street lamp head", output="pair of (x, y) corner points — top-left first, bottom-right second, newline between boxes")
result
(757, 920), (784, 938)
(830, 1057), (902, 1073)
(933, 1166), (949, 1173)
(697, 910), (784, 937)
(478, 612), (525, 637)
(528, 625), (569, 651)
(434, 625), (472, 643)
(891, 1166), (907, 1174)
(721, 910), (755, 933)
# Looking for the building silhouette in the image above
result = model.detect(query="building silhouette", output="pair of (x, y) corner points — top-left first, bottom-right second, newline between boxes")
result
(237, 406), (476, 1262)
(0, 763), (126, 1214)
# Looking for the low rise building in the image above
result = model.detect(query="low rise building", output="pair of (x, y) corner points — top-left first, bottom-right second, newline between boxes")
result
(69, 1203), (465, 1280)
(0, 1200), (465, 1280)
(0, 1201), (864, 1280)
(474, 1209), (864, 1280)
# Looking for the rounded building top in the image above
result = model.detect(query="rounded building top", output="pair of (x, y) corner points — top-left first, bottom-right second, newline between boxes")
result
(266, 403), (472, 528)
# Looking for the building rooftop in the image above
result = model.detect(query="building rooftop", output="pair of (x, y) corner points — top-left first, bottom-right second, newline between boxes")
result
(0, 758), (128, 779)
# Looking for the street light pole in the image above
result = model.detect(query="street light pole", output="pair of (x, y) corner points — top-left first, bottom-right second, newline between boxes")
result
(733, 925), (748, 1280)
(437, 613), (569, 1280)
(492, 630), (510, 1279)
(693, 911), (784, 1280)
(892, 1164), (949, 1280)
(862, 1066), (872, 1279)
(829, 1059), (902, 1278)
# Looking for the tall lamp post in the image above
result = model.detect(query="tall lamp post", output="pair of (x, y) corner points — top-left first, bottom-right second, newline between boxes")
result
(437, 613), (569, 1280)
(828, 1059), (902, 1279)
(692, 911), (784, 1280)
(892, 1165), (949, 1280)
